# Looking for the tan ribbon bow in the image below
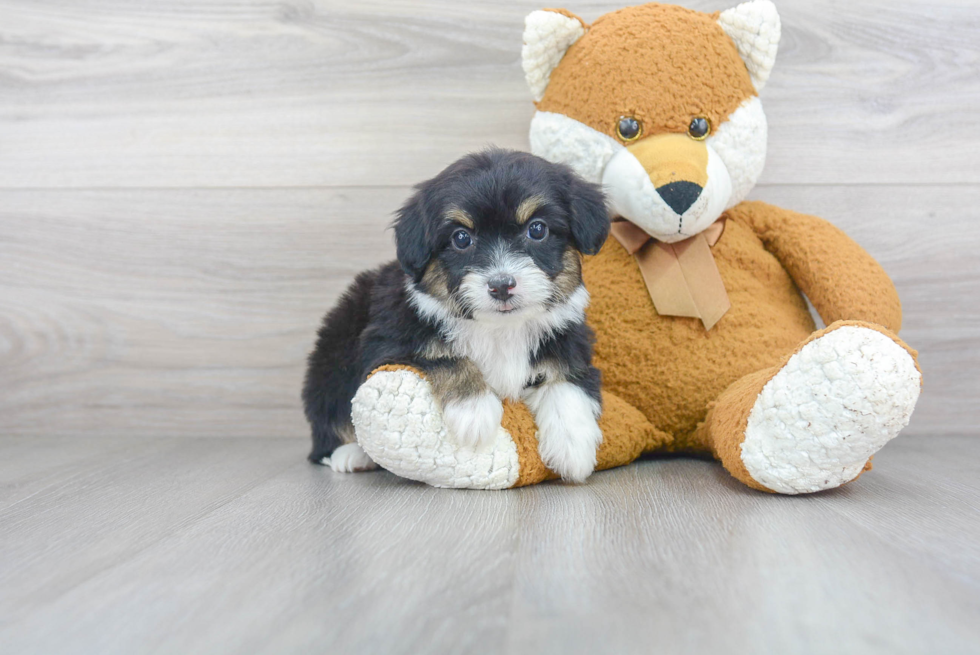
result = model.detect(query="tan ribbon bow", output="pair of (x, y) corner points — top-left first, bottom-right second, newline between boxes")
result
(609, 217), (731, 330)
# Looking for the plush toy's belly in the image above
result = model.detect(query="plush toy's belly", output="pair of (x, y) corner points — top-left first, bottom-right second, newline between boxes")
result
(583, 217), (816, 448)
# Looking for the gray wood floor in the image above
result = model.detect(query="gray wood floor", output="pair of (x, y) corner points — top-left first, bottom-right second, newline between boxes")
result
(1, 435), (978, 655)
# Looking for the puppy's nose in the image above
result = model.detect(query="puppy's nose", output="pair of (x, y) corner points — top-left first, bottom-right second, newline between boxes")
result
(487, 275), (516, 301)
(656, 181), (703, 216)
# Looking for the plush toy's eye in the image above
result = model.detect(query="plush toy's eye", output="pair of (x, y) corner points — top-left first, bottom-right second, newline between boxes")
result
(526, 220), (548, 241)
(616, 116), (642, 142)
(452, 229), (473, 250)
(688, 116), (711, 140)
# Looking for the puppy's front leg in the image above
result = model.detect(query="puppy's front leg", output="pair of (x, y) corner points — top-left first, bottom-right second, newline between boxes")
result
(426, 359), (503, 450)
(526, 379), (603, 483)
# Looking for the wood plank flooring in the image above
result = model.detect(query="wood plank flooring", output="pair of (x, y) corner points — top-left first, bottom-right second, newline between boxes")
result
(1, 436), (978, 655)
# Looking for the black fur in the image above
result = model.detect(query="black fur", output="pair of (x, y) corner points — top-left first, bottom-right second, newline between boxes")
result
(303, 149), (609, 464)
(302, 262), (438, 462)
(562, 168), (612, 256)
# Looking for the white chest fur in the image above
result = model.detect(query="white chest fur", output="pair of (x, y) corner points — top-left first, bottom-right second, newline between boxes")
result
(448, 319), (543, 400)
(408, 284), (590, 401)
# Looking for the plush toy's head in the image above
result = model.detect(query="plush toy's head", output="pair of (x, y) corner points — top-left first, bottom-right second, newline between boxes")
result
(523, 1), (780, 243)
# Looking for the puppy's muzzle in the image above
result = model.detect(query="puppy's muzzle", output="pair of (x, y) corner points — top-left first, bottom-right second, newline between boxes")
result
(487, 274), (516, 301)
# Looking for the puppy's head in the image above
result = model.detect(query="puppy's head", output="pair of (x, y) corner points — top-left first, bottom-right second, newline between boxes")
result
(395, 148), (608, 320)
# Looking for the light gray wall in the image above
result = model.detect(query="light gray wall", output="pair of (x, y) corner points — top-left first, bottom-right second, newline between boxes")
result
(1, 0), (977, 438)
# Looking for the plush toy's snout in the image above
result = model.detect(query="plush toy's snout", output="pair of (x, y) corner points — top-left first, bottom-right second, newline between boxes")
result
(627, 134), (707, 215)
(602, 136), (732, 243)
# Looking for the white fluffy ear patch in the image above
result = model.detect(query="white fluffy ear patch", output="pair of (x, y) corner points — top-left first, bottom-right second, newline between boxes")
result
(522, 10), (586, 102)
(718, 0), (781, 92)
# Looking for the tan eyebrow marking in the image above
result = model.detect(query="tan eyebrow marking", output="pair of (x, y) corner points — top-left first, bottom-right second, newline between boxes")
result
(516, 195), (546, 224)
(445, 207), (474, 229)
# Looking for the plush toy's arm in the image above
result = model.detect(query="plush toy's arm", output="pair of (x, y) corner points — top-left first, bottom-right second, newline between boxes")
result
(730, 200), (903, 332)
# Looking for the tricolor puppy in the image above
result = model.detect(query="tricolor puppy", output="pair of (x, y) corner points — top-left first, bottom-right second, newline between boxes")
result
(303, 148), (610, 482)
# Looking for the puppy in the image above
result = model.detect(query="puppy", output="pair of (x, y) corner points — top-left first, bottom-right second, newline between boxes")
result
(302, 148), (610, 482)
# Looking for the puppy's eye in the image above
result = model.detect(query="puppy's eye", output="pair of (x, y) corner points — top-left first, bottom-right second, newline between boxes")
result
(616, 116), (642, 142)
(451, 228), (473, 251)
(688, 116), (710, 140)
(526, 220), (548, 241)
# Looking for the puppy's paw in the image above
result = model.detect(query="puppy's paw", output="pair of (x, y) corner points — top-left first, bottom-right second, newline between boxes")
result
(529, 383), (603, 483)
(442, 391), (504, 450)
(538, 417), (602, 483)
(325, 443), (378, 473)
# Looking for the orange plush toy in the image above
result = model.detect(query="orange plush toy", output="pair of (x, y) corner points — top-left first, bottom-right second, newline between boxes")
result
(351, 0), (922, 493)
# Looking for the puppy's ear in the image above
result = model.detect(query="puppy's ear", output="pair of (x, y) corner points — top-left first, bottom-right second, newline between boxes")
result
(394, 191), (434, 283)
(565, 173), (610, 256)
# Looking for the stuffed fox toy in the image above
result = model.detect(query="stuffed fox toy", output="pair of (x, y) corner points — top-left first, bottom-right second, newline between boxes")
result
(351, 0), (922, 493)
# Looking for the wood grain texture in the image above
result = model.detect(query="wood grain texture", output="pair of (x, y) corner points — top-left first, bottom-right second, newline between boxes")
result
(0, 187), (405, 439)
(0, 185), (975, 438)
(0, 0), (978, 187)
(1, 435), (978, 654)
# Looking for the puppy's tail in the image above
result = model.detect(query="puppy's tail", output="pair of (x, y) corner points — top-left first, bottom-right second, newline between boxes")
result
(303, 268), (379, 464)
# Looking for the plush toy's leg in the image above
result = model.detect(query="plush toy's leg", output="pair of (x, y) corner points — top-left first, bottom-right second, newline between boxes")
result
(351, 366), (520, 489)
(351, 365), (665, 489)
(694, 321), (922, 494)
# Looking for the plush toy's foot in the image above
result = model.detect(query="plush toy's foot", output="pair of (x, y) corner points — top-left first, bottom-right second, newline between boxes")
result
(351, 367), (521, 489)
(351, 366), (668, 489)
(705, 321), (922, 494)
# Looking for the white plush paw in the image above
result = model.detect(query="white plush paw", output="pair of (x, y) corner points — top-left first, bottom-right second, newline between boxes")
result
(442, 391), (505, 450)
(741, 325), (921, 494)
(350, 369), (520, 489)
(528, 382), (603, 483)
(324, 443), (378, 473)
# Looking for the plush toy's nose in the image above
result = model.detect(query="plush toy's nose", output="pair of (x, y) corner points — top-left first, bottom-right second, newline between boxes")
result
(627, 133), (708, 215)
(487, 275), (516, 301)
(656, 180), (703, 215)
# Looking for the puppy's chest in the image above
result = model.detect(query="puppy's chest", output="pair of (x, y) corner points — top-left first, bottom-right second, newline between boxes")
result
(451, 323), (542, 400)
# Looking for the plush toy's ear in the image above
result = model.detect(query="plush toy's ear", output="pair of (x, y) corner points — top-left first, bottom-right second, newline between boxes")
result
(522, 9), (587, 102)
(717, 0), (781, 92)
(394, 192), (434, 283)
(564, 172), (610, 256)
